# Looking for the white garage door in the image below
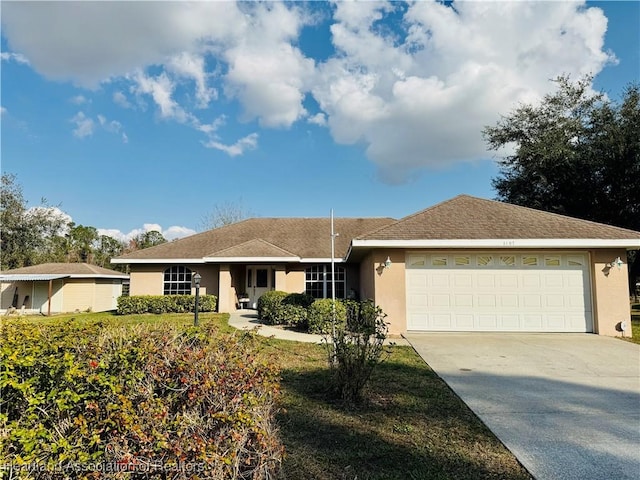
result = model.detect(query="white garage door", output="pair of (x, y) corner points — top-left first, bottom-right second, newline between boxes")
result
(406, 252), (592, 332)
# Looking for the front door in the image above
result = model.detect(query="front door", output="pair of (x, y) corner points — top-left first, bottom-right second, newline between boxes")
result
(246, 266), (271, 309)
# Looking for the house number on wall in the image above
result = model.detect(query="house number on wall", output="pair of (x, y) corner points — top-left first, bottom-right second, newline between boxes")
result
(502, 240), (516, 246)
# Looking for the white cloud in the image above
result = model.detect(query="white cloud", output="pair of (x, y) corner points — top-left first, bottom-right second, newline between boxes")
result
(309, 0), (614, 181)
(70, 95), (89, 105)
(1, 106), (7, 116)
(0, 51), (30, 64)
(70, 111), (94, 138)
(98, 224), (196, 242)
(2, 1), (616, 178)
(113, 91), (132, 108)
(308, 113), (327, 126)
(163, 226), (197, 241)
(167, 51), (216, 108)
(132, 70), (192, 123)
(203, 133), (259, 157)
(70, 112), (127, 142)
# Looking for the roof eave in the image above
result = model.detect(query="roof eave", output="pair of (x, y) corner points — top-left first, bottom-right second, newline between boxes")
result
(351, 239), (640, 249)
(111, 258), (207, 264)
(202, 256), (301, 263)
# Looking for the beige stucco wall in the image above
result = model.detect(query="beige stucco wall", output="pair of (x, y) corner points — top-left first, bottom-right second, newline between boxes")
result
(285, 268), (305, 293)
(359, 253), (375, 302)
(2, 279), (123, 314)
(62, 279), (94, 312)
(129, 264), (219, 297)
(129, 265), (163, 296)
(590, 249), (631, 337)
(369, 249), (407, 336)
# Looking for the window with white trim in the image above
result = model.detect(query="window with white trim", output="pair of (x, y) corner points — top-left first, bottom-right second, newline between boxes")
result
(305, 265), (346, 299)
(163, 266), (193, 295)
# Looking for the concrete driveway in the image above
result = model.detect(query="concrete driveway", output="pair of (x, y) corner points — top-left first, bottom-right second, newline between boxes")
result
(405, 333), (640, 480)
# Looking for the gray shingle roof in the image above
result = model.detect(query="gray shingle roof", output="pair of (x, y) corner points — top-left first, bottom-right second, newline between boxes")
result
(114, 217), (396, 261)
(357, 195), (640, 241)
(1, 263), (129, 278)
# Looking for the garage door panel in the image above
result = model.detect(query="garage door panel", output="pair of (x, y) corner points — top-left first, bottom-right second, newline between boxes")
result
(454, 274), (473, 287)
(499, 295), (518, 307)
(478, 315), (498, 328)
(408, 313), (428, 329)
(477, 295), (496, 307)
(544, 275), (564, 288)
(407, 273), (427, 289)
(432, 294), (450, 307)
(522, 274), (541, 288)
(431, 276), (450, 288)
(455, 314), (474, 328)
(455, 294), (473, 307)
(406, 252), (592, 333)
(523, 294), (542, 307)
(500, 274), (518, 288)
(477, 274), (495, 287)
(500, 315), (520, 329)
(432, 314), (453, 328)
(546, 295), (565, 308)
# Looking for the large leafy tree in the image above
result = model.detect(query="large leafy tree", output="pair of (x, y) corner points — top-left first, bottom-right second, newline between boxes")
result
(484, 75), (639, 230)
(483, 75), (640, 292)
(0, 174), (71, 269)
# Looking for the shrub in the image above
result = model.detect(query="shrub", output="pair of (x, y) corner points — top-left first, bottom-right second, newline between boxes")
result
(273, 304), (308, 329)
(117, 294), (217, 315)
(257, 291), (288, 324)
(325, 300), (391, 404)
(282, 293), (315, 308)
(0, 319), (282, 479)
(307, 299), (347, 334)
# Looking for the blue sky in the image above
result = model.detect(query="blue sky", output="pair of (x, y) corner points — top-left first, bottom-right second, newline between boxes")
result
(1, 1), (638, 241)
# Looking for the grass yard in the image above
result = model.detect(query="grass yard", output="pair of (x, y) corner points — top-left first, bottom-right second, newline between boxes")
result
(5, 312), (532, 479)
(262, 338), (532, 480)
(625, 303), (640, 344)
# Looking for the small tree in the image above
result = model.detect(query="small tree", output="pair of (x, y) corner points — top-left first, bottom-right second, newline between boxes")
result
(324, 300), (391, 405)
(198, 199), (252, 231)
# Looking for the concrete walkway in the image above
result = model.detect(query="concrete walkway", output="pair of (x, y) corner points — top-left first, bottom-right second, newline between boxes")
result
(405, 333), (640, 480)
(228, 309), (409, 345)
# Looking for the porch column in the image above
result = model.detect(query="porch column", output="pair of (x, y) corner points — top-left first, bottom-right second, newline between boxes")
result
(273, 265), (286, 292)
(218, 264), (233, 313)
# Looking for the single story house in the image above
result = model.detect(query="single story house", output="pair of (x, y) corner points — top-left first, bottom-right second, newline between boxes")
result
(0, 263), (129, 315)
(112, 195), (640, 337)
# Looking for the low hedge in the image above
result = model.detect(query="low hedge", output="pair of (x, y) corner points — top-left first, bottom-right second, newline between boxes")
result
(0, 319), (282, 479)
(307, 299), (347, 334)
(117, 294), (217, 315)
(257, 292), (349, 333)
(257, 291), (288, 324)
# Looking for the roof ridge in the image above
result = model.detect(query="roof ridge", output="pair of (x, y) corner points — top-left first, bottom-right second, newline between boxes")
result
(209, 238), (298, 257)
(355, 195), (470, 239)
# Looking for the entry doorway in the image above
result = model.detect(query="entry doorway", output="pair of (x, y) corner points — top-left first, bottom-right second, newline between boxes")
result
(246, 266), (272, 309)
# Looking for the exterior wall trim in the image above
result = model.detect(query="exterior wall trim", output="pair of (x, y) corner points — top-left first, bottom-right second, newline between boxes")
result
(351, 239), (640, 249)
(112, 258), (206, 264)
(203, 256), (301, 263)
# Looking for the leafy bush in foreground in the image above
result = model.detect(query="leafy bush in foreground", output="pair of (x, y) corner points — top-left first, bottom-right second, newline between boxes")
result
(0, 319), (282, 479)
(325, 300), (391, 404)
(117, 294), (217, 315)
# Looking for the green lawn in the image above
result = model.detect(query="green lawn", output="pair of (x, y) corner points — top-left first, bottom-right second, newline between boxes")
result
(626, 304), (640, 344)
(8, 312), (531, 480)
